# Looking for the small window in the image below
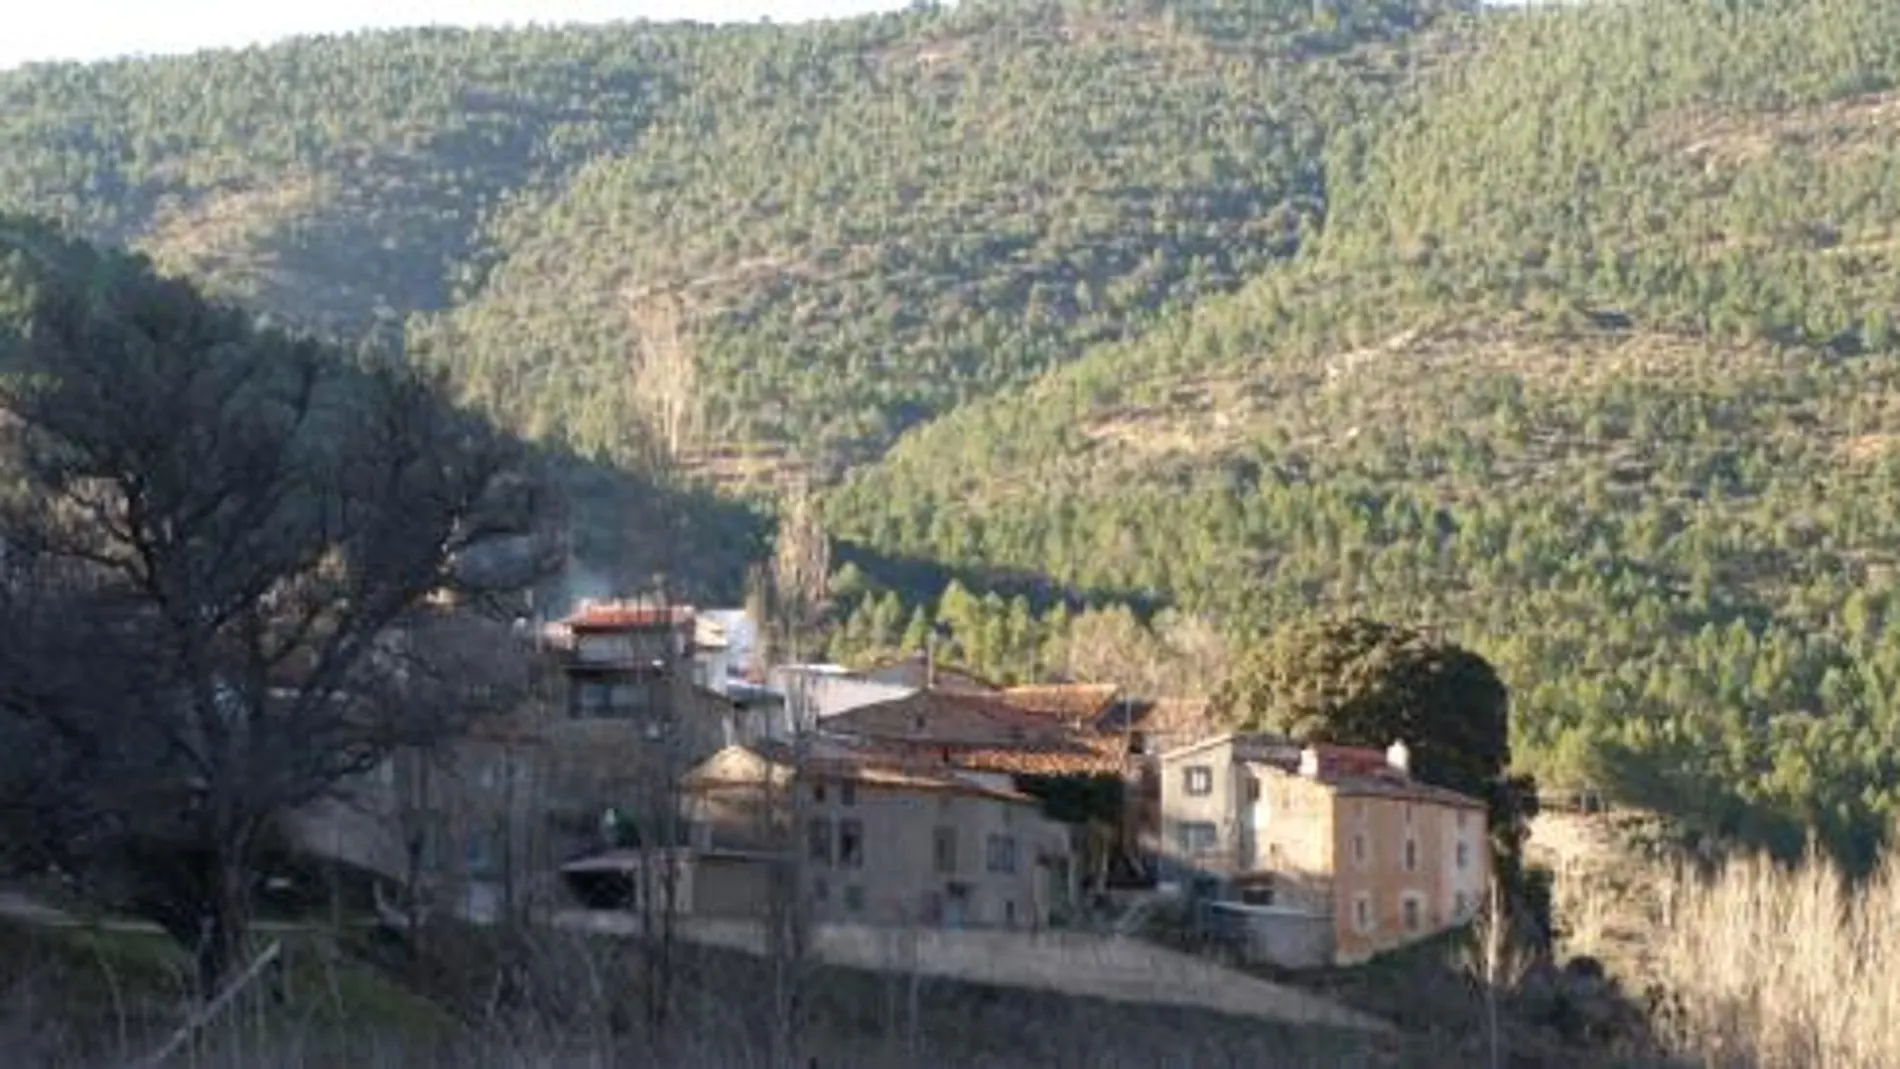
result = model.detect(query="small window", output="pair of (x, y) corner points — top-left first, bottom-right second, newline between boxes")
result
(843, 884), (864, 912)
(1353, 894), (1373, 933)
(934, 826), (957, 874)
(1456, 841), (1471, 870)
(812, 781), (827, 804)
(808, 818), (832, 865)
(464, 830), (497, 877)
(1352, 833), (1368, 867)
(1005, 899), (1017, 927)
(1246, 776), (1260, 802)
(1453, 891), (1468, 918)
(1176, 822), (1218, 854)
(840, 780), (857, 807)
(812, 877), (829, 902)
(1184, 765), (1213, 796)
(986, 834), (1017, 874)
(1402, 896), (1422, 932)
(1404, 838), (1419, 872)
(839, 819), (864, 868)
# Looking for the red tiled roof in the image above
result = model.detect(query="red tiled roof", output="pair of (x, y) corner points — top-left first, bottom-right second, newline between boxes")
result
(1305, 743), (1392, 778)
(563, 602), (696, 632)
(1325, 774), (1487, 811)
(684, 740), (1040, 805)
(824, 688), (1074, 746)
(823, 690), (1124, 777)
(1000, 683), (1122, 725)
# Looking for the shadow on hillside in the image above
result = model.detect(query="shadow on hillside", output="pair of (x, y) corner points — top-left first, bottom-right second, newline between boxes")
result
(363, 921), (1430, 1069)
(1270, 928), (1678, 1069)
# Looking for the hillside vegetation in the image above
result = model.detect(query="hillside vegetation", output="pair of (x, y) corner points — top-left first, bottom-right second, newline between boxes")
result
(0, 0), (1454, 472)
(827, 0), (1900, 868)
(7, 0), (1900, 868)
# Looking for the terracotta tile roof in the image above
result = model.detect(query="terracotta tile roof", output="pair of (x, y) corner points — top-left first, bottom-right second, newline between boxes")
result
(929, 738), (1125, 777)
(820, 689), (1125, 777)
(823, 688), (1075, 747)
(684, 740), (1039, 805)
(562, 601), (696, 632)
(1325, 774), (1488, 811)
(1000, 683), (1122, 726)
(1304, 743), (1392, 778)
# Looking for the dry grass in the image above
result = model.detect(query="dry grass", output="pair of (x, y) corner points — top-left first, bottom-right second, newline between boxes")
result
(1638, 849), (1900, 1069)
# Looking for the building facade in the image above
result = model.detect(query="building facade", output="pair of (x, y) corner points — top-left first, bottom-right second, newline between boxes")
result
(1157, 733), (1490, 966)
(680, 741), (1077, 930)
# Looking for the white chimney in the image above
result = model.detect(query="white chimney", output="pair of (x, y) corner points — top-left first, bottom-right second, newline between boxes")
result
(1386, 740), (1411, 777)
(1298, 746), (1320, 778)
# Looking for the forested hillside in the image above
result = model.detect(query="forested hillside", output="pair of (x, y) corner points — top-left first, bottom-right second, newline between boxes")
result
(829, 0), (1900, 868)
(0, 0), (1453, 472)
(7, 0), (1900, 868)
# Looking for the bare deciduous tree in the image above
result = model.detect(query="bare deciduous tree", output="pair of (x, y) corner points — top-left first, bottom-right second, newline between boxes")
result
(768, 481), (831, 665)
(0, 230), (552, 993)
(626, 292), (700, 466)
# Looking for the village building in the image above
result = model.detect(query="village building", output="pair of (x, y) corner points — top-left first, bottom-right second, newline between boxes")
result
(1156, 733), (1490, 967)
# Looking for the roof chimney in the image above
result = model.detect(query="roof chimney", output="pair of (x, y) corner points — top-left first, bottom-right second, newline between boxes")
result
(924, 637), (937, 690)
(1386, 740), (1411, 777)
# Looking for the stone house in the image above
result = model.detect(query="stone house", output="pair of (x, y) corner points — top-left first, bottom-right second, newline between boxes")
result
(1157, 733), (1490, 967)
(668, 739), (1077, 930)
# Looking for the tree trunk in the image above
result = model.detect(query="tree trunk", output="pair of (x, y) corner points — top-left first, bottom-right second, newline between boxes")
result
(195, 851), (253, 1000)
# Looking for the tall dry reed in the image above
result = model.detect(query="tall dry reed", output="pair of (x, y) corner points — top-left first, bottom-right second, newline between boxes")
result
(1649, 848), (1900, 1069)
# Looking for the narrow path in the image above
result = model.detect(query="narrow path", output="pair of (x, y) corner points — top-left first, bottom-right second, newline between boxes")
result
(554, 910), (1393, 1034)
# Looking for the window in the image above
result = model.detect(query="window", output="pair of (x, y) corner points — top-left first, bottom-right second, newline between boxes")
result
(1456, 841), (1471, 870)
(1352, 833), (1368, 868)
(1240, 878), (1277, 907)
(1453, 891), (1469, 918)
(986, 834), (1017, 874)
(1404, 838), (1419, 872)
(1184, 765), (1213, 796)
(1353, 893), (1373, 933)
(807, 818), (832, 865)
(464, 830), (497, 877)
(812, 781), (827, 804)
(1005, 899), (1017, 927)
(573, 680), (653, 720)
(1401, 895), (1422, 933)
(933, 826), (958, 874)
(840, 780), (857, 807)
(1176, 822), (1218, 854)
(843, 884), (864, 912)
(838, 819), (864, 868)
(811, 877), (829, 903)
(1245, 776), (1260, 802)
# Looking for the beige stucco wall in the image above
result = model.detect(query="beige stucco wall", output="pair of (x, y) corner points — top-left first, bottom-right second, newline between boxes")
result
(1249, 766), (1338, 914)
(1329, 793), (1488, 964)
